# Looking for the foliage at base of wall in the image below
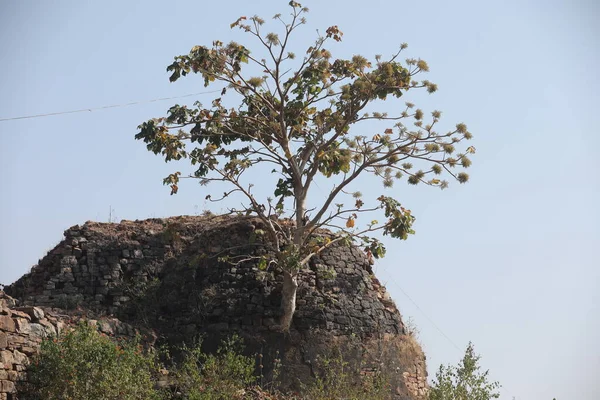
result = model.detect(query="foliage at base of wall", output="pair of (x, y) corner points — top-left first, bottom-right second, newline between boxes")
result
(167, 335), (257, 400)
(21, 323), (160, 400)
(20, 323), (397, 400)
(299, 349), (391, 400)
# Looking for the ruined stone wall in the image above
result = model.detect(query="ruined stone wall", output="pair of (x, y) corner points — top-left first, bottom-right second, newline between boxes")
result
(0, 291), (140, 399)
(404, 366), (429, 400)
(7, 218), (172, 313)
(8, 215), (404, 338)
(5, 215), (428, 399)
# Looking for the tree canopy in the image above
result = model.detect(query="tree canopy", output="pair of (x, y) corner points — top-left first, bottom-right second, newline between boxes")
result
(429, 342), (501, 400)
(136, 1), (475, 331)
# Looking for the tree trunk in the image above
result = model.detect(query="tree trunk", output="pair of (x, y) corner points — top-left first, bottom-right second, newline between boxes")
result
(280, 270), (298, 331)
(278, 186), (306, 332)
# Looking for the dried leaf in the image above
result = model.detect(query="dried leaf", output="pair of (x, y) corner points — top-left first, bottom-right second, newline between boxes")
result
(346, 217), (355, 228)
(230, 16), (247, 29)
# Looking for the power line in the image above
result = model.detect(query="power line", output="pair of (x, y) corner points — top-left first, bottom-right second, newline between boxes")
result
(378, 265), (463, 352)
(378, 266), (516, 399)
(0, 89), (222, 122)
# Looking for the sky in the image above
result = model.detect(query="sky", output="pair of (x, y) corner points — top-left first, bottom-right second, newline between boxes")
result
(0, 0), (598, 398)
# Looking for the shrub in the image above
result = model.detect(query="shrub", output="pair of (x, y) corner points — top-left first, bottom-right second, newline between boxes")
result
(301, 349), (391, 400)
(169, 335), (256, 400)
(428, 342), (500, 400)
(24, 325), (398, 400)
(24, 322), (161, 400)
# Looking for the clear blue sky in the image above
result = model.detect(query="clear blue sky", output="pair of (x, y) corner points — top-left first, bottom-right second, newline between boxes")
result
(1, 1), (598, 398)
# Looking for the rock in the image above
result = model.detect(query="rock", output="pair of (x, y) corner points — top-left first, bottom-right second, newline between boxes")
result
(28, 323), (47, 338)
(12, 350), (27, 366)
(0, 351), (14, 369)
(14, 319), (30, 335)
(0, 379), (16, 393)
(0, 317), (14, 333)
(98, 320), (114, 335)
(10, 310), (30, 321)
(20, 307), (44, 322)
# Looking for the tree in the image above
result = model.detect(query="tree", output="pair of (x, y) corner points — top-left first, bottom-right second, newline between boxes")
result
(136, 2), (475, 331)
(429, 342), (501, 400)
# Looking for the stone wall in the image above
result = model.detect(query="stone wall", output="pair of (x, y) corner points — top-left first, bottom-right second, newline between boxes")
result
(5, 215), (428, 399)
(0, 291), (141, 399)
(8, 215), (404, 338)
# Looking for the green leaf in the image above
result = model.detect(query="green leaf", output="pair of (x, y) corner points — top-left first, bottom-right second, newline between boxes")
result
(258, 258), (268, 271)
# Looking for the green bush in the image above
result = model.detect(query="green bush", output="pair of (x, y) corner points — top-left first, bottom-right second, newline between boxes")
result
(24, 322), (161, 400)
(169, 337), (392, 400)
(428, 342), (500, 400)
(301, 350), (391, 400)
(24, 324), (398, 400)
(169, 335), (256, 400)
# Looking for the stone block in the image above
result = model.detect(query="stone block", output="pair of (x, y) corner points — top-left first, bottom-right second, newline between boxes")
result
(0, 351), (14, 369)
(0, 380), (15, 393)
(39, 320), (56, 336)
(28, 323), (46, 338)
(19, 346), (36, 357)
(0, 317), (14, 333)
(14, 319), (30, 335)
(60, 255), (77, 266)
(98, 320), (114, 335)
(12, 350), (28, 366)
(9, 309), (29, 321)
(8, 370), (27, 381)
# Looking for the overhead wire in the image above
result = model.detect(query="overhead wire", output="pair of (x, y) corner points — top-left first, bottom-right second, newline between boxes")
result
(0, 89), (222, 122)
(377, 264), (462, 351)
(377, 264), (516, 399)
